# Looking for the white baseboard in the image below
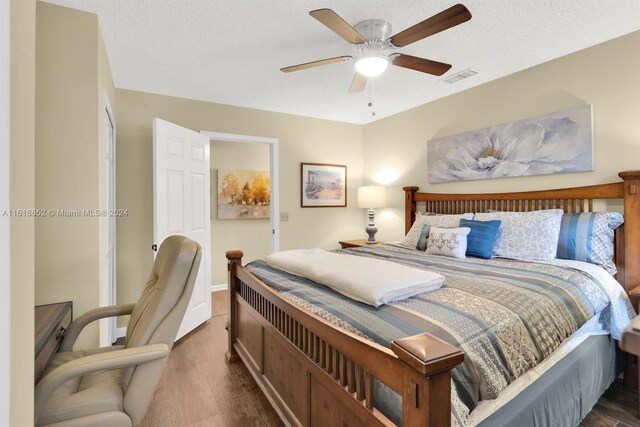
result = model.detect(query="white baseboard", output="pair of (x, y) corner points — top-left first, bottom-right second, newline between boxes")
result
(211, 283), (228, 292)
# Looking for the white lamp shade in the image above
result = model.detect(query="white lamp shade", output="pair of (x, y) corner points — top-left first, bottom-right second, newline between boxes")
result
(356, 185), (387, 208)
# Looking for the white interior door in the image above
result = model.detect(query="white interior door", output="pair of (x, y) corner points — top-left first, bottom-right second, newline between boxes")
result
(153, 118), (211, 340)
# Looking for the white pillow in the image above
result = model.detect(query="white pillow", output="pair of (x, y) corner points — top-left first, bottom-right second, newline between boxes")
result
(426, 227), (471, 259)
(474, 209), (563, 261)
(403, 213), (474, 249)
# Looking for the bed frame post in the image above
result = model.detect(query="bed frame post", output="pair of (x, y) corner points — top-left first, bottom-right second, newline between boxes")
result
(226, 250), (243, 364)
(404, 186), (419, 235)
(391, 333), (465, 426)
(619, 171), (640, 297)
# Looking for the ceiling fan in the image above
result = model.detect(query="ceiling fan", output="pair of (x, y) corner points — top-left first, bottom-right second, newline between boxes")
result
(280, 4), (472, 93)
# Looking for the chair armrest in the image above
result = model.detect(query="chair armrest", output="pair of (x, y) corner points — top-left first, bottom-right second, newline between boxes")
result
(60, 303), (136, 352)
(35, 343), (169, 423)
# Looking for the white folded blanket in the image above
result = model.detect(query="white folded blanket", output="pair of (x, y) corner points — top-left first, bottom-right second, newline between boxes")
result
(264, 248), (445, 307)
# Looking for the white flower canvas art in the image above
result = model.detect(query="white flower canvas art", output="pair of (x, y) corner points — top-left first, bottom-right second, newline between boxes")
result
(427, 105), (594, 183)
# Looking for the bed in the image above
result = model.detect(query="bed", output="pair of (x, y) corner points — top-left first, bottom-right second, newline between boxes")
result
(224, 171), (640, 427)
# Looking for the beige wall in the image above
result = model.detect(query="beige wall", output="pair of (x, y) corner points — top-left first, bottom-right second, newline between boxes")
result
(211, 141), (270, 285)
(115, 89), (364, 308)
(363, 31), (640, 242)
(10, 0), (36, 424)
(35, 2), (116, 349)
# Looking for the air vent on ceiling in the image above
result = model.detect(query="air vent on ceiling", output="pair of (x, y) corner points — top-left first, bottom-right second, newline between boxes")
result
(441, 69), (477, 84)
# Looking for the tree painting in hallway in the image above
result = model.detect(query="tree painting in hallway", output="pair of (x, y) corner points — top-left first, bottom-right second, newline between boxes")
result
(217, 169), (270, 219)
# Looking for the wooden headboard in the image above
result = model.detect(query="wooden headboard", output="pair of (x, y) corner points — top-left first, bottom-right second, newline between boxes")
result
(403, 171), (640, 296)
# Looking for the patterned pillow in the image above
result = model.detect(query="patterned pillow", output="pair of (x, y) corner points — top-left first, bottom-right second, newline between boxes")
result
(426, 227), (471, 259)
(557, 212), (624, 274)
(403, 213), (474, 249)
(474, 210), (564, 261)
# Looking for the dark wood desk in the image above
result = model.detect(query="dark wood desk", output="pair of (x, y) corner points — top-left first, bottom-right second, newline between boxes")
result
(35, 302), (72, 384)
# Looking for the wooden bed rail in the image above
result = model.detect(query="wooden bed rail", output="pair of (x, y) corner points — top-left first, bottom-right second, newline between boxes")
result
(226, 250), (464, 427)
(404, 171), (640, 296)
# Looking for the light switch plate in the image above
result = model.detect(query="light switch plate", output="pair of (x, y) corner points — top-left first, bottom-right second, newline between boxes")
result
(280, 212), (289, 222)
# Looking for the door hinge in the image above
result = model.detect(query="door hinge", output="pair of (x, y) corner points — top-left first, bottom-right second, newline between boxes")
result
(152, 244), (157, 251)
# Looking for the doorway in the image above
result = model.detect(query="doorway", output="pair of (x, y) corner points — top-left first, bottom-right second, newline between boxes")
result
(101, 95), (117, 346)
(201, 131), (280, 292)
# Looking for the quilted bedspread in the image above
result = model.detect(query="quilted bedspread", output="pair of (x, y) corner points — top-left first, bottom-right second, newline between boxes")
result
(246, 244), (628, 425)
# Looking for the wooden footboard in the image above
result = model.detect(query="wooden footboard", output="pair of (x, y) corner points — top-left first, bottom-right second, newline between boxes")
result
(225, 251), (464, 427)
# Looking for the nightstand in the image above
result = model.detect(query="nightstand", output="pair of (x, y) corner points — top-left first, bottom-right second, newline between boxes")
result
(339, 239), (384, 249)
(620, 315), (640, 416)
(630, 286), (640, 312)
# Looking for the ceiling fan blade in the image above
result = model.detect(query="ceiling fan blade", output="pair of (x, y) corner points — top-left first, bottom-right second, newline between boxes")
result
(349, 73), (368, 93)
(392, 54), (452, 76)
(390, 4), (471, 47)
(280, 56), (351, 73)
(309, 9), (366, 44)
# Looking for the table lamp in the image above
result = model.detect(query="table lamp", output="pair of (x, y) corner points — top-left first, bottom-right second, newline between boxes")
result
(356, 185), (387, 244)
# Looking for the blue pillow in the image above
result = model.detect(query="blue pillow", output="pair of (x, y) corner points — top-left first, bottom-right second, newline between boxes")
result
(415, 224), (432, 251)
(459, 219), (501, 259)
(556, 212), (623, 274)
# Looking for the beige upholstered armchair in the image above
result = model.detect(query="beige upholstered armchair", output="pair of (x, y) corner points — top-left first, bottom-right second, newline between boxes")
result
(35, 235), (202, 427)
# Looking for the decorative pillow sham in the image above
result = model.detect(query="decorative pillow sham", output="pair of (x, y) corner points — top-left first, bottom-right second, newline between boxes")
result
(474, 210), (563, 261)
(557, 212), (624, 274)
(426, 226), (471, 259)
(459, 219), (502, 259)
(403, 213), (473, 249)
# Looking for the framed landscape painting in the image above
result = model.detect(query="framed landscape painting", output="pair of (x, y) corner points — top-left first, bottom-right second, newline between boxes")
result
(301, 163), (347, 208)
(427, 105), (594, 183)
(217, 169), (270, 219)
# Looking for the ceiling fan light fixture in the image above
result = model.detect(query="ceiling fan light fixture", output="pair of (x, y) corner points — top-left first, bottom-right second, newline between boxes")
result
(355, 56), (388, 77)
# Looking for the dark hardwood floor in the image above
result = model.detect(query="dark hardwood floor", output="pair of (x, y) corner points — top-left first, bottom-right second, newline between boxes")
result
(142, 291), (640, 427)
(142, 291), (281, 427)
(582, 382), (640, 427)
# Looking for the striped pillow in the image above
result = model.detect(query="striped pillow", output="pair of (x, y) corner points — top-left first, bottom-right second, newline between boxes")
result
(415, 224), (432, 251)
(556, 212), (623, 274)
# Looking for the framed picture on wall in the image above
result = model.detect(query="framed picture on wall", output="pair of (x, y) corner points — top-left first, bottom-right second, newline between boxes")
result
(427, 105), (594, 183)
(301, 163), (347, 208)
(217, 169), (270, 219)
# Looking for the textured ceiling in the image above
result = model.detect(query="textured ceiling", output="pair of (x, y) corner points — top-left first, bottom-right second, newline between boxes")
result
(45, 0), (640, 124)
